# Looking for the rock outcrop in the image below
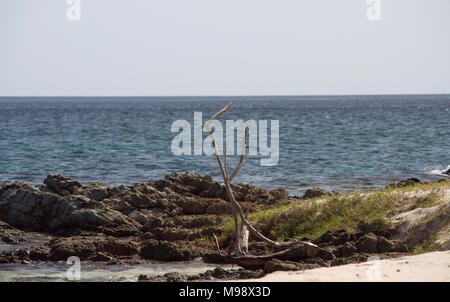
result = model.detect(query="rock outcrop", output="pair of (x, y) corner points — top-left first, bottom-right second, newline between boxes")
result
(386, 178), (423, 189)
(303, 187), (335, 199)
(0, 172), (290, 263)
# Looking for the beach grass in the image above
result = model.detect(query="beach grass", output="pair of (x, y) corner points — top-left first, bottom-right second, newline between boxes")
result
(220, 180), (449, 243)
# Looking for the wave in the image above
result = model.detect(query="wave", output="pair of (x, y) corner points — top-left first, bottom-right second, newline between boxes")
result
(426, 165), (450, 176)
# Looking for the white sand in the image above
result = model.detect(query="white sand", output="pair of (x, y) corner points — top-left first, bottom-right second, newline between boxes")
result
(240, 251), (450, 282)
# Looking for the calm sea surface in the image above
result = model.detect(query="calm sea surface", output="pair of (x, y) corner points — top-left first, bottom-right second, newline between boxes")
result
(0, 95), (449, 195)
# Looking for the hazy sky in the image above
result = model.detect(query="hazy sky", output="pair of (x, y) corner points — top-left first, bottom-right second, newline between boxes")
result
(1, 0), (449, 96)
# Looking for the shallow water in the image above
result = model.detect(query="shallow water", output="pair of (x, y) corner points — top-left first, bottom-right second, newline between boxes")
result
(0, 260), (235, 282)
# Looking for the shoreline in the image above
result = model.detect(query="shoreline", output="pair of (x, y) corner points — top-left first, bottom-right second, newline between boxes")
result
(1, 172), (449, 281)
(238, 251), (450, 282)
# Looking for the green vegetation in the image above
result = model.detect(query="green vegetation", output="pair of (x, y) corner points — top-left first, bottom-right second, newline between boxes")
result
(413, 235), (441, 255)
(220, 180), (449, 243)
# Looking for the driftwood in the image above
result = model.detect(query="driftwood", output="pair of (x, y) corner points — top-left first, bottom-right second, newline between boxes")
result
(231, 241), (319, 270)
(203, 103), (319, 268)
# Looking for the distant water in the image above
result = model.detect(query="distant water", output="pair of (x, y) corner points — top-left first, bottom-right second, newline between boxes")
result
(0, 95), (449, 196)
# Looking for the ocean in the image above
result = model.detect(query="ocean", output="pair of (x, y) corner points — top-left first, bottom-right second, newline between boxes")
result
(0, 95), (449, 196)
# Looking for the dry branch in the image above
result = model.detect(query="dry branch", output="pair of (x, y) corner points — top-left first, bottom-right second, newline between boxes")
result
(204, 102), (319, 263)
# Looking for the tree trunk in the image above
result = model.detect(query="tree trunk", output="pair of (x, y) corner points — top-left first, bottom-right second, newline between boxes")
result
(239, 216), (249, 254)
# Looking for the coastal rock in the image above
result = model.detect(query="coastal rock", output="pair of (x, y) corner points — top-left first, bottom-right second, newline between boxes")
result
(0, 181), (141, 235)
(85, 182), (109, 201)
(43, 174), (82, 196)
(152, 227), (202, 241)
(315, 248), (336, 261)
(164, 272), (185, 282)
(140, 240), (203, 261)
(152, 172), (287, 204)
(355, 233), (378, 253)
(173, 215), (225, 229)
(303, 187), (334, 199)
(268, 188), (290, 200)
(386, 178), (423, 189)
(376, 236), (397, 253)
(338, 242), (357, 258)
(152, 172), (223, 198)
(48, 236), (140, 261)
(263, 259), (303, 273)
(444, 168), (450, 176)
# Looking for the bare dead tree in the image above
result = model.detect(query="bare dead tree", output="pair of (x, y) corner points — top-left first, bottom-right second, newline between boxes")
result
(204, 103), (319, 263)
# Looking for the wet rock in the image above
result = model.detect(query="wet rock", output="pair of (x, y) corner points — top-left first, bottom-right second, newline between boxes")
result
(444, 168), (450, 175)
(356, 233), (378, 253)
(164, 272), (185, 282)
(15, 249), (30, 260)
(1, 235), (17, 244)
(29, 246), (51, 261)
(44, 175), (82, 196)
(303, 188), (334, 199)
(138, 274), (151, 281)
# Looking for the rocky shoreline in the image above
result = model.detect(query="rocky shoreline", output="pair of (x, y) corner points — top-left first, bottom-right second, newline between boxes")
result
(0, 172), (448, 281)
(0, 172), (290, 266)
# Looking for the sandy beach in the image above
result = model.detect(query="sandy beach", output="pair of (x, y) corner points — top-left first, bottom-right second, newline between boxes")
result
(241, 251), (450, 282)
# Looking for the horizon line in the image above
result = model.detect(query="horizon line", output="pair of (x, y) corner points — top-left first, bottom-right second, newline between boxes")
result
(1, 93), (450, 98)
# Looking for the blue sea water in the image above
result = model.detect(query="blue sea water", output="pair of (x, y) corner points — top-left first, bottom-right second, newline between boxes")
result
(0, 95), (449, 196)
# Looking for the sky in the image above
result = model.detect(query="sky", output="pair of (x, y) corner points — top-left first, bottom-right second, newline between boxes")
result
(0, 0), (449, 96)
